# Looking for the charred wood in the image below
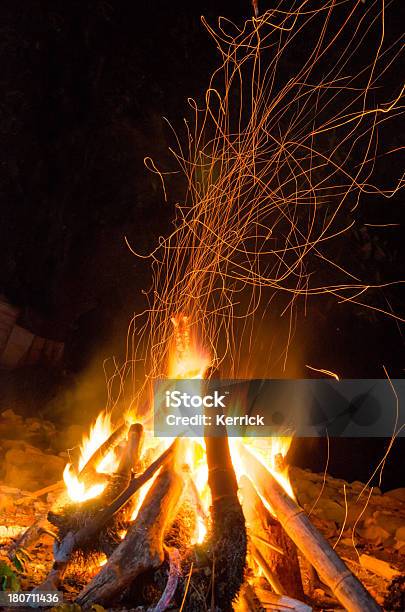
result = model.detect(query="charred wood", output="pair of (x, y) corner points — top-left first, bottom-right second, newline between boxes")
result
(76, 460), (184, 606)
(236, 441), (382, 612)
(239, 475), (304, 599)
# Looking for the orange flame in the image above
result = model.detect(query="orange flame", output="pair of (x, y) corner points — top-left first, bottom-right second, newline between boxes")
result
(62, 319), (295, 548)
(63, 412), (120, 503)
(168, 314), (210, 380)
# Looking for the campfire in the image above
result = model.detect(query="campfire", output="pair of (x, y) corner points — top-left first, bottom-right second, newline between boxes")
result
(5, 317), (383, 612)
(1, 2), (403, 610)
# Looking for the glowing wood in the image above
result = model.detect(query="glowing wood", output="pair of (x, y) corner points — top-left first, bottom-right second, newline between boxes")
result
(34, 438), (176, 592)
(117, 422), (144, 478)
(76, 463), (184, 606)
(236, 441), (381, 612)
(359, 554), (401, 581)
(203, 405), (247, 610)
(239, 475), (304, 599)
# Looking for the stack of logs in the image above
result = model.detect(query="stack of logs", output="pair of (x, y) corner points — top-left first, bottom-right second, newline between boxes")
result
(8, 421), (382, 611)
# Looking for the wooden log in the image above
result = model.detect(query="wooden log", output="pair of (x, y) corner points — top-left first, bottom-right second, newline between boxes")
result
(359, 554), (401, 581)
(236, 441), (381, 612)
(117, 423), (144, 478)
(8, 517), (56, 561)
(35, 440), (177, 592)
(76, 461), (185, 606)
(203, 380), (238, 503)
(239, 475), (304, 599)
(153, 547), (181, 612)
(114, 422), (144, 526)
(255, 588), (312, 611)
(250, 542), (285, 595)
(236, 582), (263, 612)
(89, 438), (177, 525)
(203, 393), (247, 611)
(21, 481), (64, 499)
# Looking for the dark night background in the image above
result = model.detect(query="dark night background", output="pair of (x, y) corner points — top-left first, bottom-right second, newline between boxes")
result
(0, 1), (404, 489)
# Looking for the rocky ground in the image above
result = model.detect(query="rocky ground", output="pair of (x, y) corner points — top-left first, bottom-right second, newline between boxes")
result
(0, 409), (404, 610)
(289, 466), (405, 609)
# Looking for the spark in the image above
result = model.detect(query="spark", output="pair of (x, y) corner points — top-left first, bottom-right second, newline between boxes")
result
(125, 0), (403, 395)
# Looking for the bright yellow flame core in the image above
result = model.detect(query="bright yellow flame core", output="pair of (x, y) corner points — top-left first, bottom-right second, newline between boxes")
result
(185, 439), (210, 544)
(168, 315), (210, 380)
(64, 411), (120, 503)
(230, 436), (294, 502)
(63, 464), (106, 503)
(78, 412), (119, 474)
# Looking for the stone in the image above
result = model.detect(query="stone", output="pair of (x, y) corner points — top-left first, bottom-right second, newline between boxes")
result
(1, 409), (22, 421)
(305, 482), (323, 499)
(358, 524), (391, 544)
(385, 488), (405, 503)
(5, 448), (27, 467)
(1, 439), (26, 451)
(0, 484), (21, 495)
(51, 424), (83, 453)
(3, 445), (65, 491)
(345, 501), (375, 527)
(0, 493), (14, 511)
(41, 455), (65, 481)
(317, 499), (346, 525)
(296, 491), (311, 506)
(351, 480), (366, 490)
(339, 537), (354, 547)
(374, 511), (404, 535)
(395, 526), (405, 541)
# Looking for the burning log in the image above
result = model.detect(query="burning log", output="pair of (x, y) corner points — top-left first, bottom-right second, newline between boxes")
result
(236, 441), (382, 612)
(203, 396), (247, 611)
(153, 546), (182, 612)
(203, 375), (239, 503)
(239, 475), (304, 599)
(100, 422), (145, 553)
(47, 423), (145, 545)
(35, 435), (174, 593)
(76, 456), (185, 607)
(116, 422), (144, 479)
(10, 424), (144, 568)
